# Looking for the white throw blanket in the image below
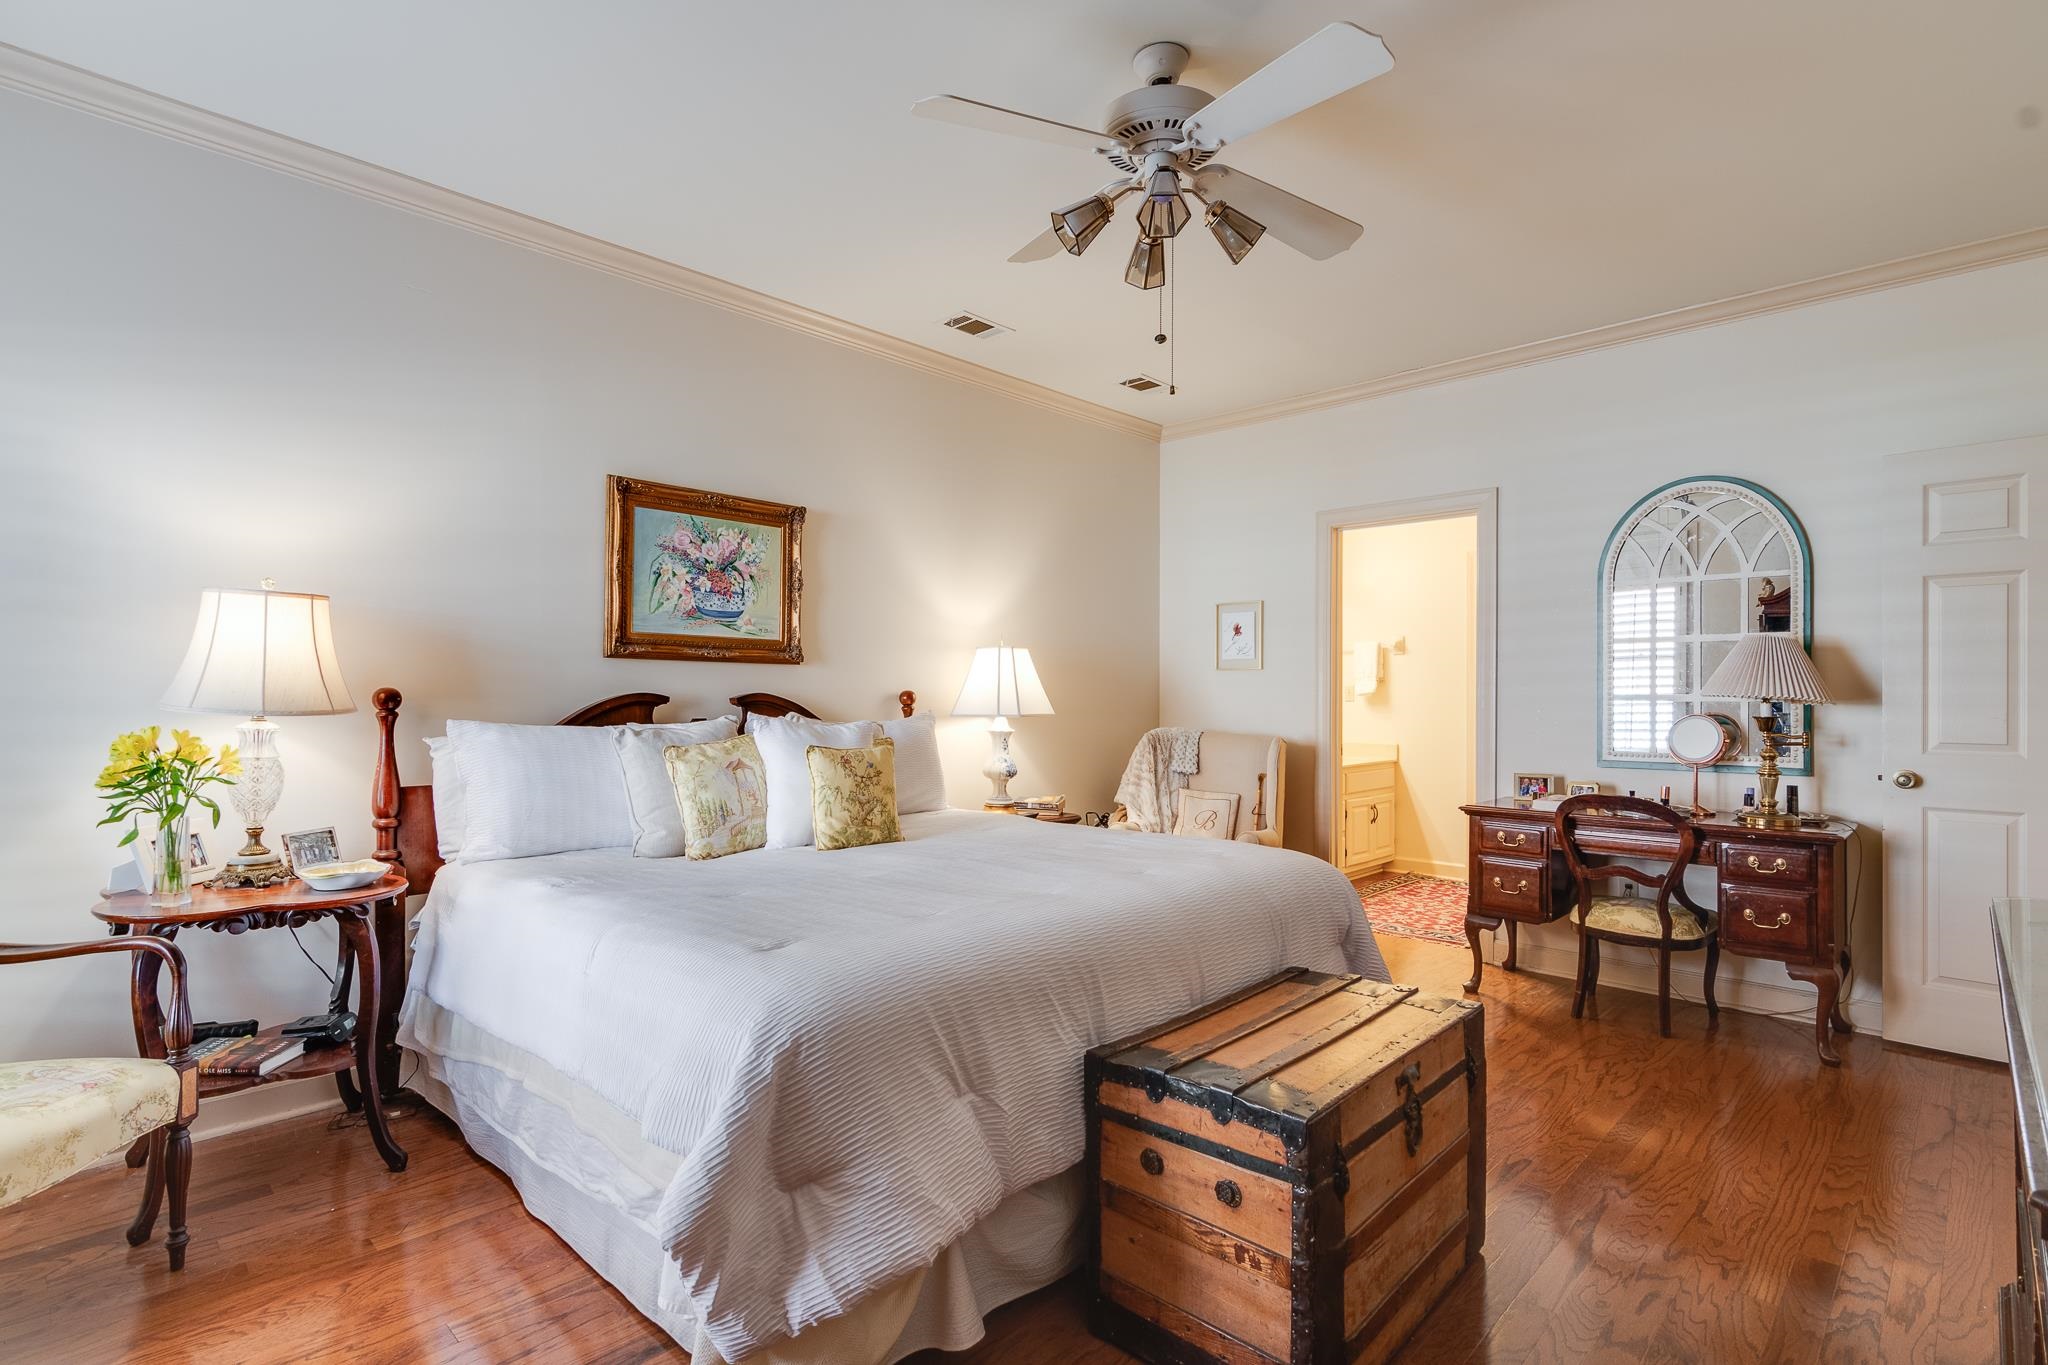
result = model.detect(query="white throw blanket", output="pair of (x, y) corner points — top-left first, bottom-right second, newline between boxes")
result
(399, 810), (1385, 1360)
(1113, 726), (1202, 832)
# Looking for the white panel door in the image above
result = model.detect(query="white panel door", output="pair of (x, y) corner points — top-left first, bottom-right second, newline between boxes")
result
(1883, 436), (2048, 1059)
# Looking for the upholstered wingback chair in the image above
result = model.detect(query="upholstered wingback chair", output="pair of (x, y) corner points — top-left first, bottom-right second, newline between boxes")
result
(1112, 732), (1287, 846)
(0, 936), (198, 1269)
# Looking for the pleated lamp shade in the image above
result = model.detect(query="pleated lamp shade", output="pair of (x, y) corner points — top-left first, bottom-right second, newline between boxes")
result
(161, 587), (355, 716)
(952, 646), (1054, 718)
(1702, 632), (1833, 704)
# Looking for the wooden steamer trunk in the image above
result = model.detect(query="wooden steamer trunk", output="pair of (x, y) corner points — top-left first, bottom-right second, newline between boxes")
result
(1087, 971), (1485, 1365)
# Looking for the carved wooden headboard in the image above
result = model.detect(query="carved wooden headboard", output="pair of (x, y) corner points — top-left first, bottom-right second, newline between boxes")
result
(370, 686), (920, 899)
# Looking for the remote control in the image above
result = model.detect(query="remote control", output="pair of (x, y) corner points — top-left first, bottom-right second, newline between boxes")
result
(191, 1019), (259, 1043)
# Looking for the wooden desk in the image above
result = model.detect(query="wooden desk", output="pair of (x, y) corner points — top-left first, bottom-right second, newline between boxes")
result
(1459, 802), (1858, 1065)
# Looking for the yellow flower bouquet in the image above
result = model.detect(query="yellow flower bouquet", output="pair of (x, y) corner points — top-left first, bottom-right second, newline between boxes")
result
(95, 727), (239, 906)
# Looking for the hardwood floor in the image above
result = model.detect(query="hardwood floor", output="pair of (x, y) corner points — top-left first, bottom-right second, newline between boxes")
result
(0, 938), (2012, 1363)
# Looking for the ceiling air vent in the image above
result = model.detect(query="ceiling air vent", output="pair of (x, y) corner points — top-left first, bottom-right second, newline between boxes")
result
(940, 311), (1011, 339)
(1119, 374), (1163, 392)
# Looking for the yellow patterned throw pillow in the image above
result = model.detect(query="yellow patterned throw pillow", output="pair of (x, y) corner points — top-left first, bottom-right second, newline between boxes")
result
(664, 736), (769, 860)
(806, 739), (903, 852)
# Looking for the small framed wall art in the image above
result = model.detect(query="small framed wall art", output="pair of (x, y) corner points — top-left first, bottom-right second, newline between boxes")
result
(1216, 601), (1263, 670)
(605, 475), (804, 664)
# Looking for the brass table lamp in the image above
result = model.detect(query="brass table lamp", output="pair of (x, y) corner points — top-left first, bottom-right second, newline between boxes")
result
(1700, 632), (1833, 830)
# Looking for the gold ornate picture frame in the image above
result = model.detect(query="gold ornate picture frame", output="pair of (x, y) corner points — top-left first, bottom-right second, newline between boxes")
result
(605, 475), (804, 664)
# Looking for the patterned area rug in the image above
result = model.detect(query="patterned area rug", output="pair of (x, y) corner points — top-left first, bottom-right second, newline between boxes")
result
(1357, 873), (1469, 945)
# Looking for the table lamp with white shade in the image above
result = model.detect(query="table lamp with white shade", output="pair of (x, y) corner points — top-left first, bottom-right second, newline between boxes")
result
(951, 644), (1054, 807)
(161, 580), (355, 886)
(1700, 631), (1833, 829)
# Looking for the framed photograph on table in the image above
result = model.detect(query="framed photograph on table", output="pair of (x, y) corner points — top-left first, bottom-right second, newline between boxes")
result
(605, 475), (805, 664)
(1511, 773), (1563, 809)
(1216, 601), (1262, 671)
(283, 826), (340, 872)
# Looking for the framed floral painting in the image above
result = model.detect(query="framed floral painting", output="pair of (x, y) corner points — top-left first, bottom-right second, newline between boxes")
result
(1216, 600), (1262, 671)
(605, 475), (804, 663)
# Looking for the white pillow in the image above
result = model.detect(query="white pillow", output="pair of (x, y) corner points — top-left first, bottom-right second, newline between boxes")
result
(881, 712), (946, 814)
(613, 718), (741, 857)
(751, 715), (882, 849)
(424, 736), (467, 862)
(448, 720), (633, 861)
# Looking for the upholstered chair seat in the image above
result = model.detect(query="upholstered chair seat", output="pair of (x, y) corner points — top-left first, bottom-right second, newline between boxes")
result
(1582, 897), (1713, 942)
(0, 1058), (180, 1208)
(0, 935), (198, 1269)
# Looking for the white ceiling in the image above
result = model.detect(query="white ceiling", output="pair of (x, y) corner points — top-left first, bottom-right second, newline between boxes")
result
(5, 1), (2046, 426)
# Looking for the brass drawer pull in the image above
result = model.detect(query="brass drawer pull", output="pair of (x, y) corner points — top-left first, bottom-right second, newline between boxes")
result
(1742, 906), (1793, 929)
(1139, 1147), (1163, 1177)
(1214, 1179), (1242, 1209)
(1746, 855), (1790, 875)
(1494, 830), (1529, 848)
(1492, 875), (1529, 894)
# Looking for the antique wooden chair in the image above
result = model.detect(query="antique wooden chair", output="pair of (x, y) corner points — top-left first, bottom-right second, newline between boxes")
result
(0, 936), (198, 1268)
(1556, 794), (1721, 1038)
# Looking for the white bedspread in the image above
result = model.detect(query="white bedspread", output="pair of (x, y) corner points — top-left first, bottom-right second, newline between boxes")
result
(400, 808), (1387, 1360)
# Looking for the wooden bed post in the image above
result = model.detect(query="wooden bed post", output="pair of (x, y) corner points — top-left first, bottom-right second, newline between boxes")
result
(899, 690), (916, 718)
(369, 687), (407, 1099)
(372, 688), (403, 866)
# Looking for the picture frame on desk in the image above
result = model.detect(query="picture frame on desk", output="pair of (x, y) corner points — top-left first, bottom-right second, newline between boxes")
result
(1511, 772), (1562, 808)
(283, 826), (340, 872)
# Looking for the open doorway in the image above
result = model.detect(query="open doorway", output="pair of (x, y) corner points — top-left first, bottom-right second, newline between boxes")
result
(1317, 492), (1496, 946)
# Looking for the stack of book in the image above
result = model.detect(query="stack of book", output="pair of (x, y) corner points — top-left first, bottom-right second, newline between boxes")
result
(1013, 795), (1066, 816)
(187, 1032), (306, 1077)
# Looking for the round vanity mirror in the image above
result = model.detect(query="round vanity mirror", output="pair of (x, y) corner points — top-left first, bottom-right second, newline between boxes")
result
(1667, 712), (1738, 766)
(1666, 712), (1741, 815)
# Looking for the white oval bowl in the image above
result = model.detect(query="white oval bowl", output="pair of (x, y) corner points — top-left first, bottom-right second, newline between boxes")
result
(296, 859), (390, 892)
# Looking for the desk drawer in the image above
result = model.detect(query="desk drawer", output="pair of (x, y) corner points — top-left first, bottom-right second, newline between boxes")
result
(1475, 855), (1548, 919)
(1716, 842), (1817, 887)
(1477, 818), (1546, 856)
(1719, 885), (1817, 959)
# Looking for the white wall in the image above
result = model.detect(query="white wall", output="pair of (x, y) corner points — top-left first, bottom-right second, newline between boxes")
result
(1340, 517), (1477, 878)
(0, 90), (1158, 1129)
(1162, 253), (2048, 1015)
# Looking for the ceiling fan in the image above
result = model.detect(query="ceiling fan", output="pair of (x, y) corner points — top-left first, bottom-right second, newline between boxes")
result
(912, 22), (1394, 290)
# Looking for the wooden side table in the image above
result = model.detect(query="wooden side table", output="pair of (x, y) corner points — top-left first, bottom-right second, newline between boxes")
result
(91, 874), (411, 1173)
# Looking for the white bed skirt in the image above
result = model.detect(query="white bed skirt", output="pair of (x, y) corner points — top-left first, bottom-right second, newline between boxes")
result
(406, 1001), (1084, 1362)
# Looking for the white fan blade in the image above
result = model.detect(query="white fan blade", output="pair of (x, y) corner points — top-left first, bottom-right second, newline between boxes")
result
(1191, 165), (1362, 260)
(912, 95), (1122, 154)
(1009, 227), (1063, 263)
(1180, 23), (1393, 151)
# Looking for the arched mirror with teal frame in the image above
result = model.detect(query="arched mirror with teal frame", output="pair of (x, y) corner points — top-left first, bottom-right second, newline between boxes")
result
(1596, 476), (1814, 775)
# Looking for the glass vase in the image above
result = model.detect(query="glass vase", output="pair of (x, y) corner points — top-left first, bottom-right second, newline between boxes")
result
(147, 811), (194, 909)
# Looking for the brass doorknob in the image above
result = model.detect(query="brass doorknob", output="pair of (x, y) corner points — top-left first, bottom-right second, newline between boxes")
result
(1891, 770), (1923, 790)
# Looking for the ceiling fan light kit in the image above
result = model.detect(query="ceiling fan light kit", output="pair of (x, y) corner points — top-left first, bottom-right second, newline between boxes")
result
(1051, 194), (1115, 256)
(1135, 166), (1191, 239)
(1125, 237), (1166, 291)
(913, 21), (1393, 389)
(1205, 202), (1265, 265)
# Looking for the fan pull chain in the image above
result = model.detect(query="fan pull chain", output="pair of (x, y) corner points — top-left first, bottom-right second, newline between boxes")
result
(1167, 236), (1177, 396)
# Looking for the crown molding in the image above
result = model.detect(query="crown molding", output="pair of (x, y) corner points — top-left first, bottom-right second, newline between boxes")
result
(1162, 224), (2048, 443)
(0, 43), (1160, 443)
(7, 42), (2042, 453)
